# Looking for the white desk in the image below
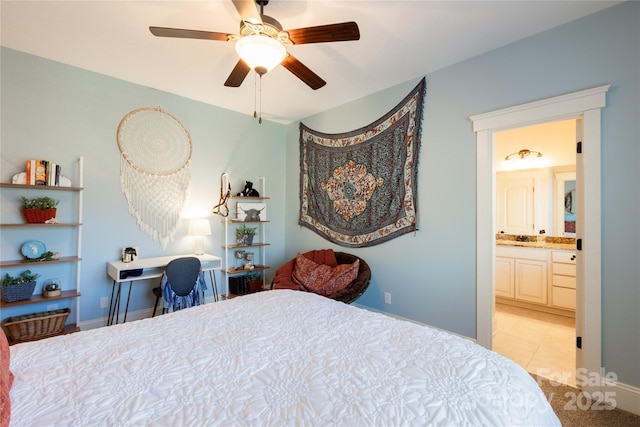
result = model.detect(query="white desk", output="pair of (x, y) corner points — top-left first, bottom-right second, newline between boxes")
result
(106, 254), (222, 325)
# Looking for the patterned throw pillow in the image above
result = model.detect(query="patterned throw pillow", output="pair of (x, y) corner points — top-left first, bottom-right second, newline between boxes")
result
(292, 254), (359, 297)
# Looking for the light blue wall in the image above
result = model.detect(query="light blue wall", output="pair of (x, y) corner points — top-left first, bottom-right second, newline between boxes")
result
(1, 1), (638, 390)
(285, 2), (639, 387)
(1, 47), (287, 323)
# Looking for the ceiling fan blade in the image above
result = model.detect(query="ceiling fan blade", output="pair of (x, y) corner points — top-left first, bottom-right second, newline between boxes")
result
(281, 54), (326, 90)
(224, 60), (251, 87)
(149, 26), (230, 41)
(286, 22), (360, 45)
(232, 0), (262, 24)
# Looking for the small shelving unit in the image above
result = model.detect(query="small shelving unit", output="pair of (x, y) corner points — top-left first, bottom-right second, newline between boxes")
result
(0, 290), (81, 308)
(0, 158), (84, 343)
(221, 176), (270, 298)
(0, 257), (81, 267)
(0, 222), (82, 227)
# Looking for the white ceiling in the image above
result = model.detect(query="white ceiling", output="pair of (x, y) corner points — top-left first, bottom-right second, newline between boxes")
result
(0, 1), (620, 124)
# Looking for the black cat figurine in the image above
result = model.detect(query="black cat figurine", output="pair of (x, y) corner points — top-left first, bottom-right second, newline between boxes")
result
(237, 181), (260, 197)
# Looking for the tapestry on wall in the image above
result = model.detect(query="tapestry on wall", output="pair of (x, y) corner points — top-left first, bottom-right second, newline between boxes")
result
(117, 107), (192, 249)
(299, 78), (425, 247)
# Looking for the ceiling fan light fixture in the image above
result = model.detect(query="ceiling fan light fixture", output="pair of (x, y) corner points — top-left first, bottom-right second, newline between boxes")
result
(235, 35), (286, 74)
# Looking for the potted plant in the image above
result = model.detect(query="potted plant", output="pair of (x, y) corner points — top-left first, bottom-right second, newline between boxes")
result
(1, 270), (40, 302)
(236, 224), (257, 246)
(246, 272), (263, 293)
(20, 196), (59, 223)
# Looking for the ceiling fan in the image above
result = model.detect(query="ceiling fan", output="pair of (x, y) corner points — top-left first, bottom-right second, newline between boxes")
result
(149, 0), (360, 90)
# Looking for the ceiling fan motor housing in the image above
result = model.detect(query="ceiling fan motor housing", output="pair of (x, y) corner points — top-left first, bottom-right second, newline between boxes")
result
(239, 14), (291, 45)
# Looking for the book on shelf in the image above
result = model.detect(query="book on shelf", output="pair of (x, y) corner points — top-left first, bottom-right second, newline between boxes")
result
(35, 160), (46, 185)
(24, 159), (61, 186)
(45, 161), (60, 186)
(26, 160), (34, 185)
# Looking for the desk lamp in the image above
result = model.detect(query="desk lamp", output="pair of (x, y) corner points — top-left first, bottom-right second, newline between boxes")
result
(187, 219), (211, 255)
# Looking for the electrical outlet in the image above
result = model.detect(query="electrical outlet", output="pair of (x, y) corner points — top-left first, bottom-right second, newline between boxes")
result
(384, 292), (391, 305)
(100, 296), (109, 309)
(46, 304), (58, 311)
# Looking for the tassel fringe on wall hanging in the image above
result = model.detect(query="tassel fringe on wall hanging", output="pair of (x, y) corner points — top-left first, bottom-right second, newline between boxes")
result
(117, 107), (192, 248)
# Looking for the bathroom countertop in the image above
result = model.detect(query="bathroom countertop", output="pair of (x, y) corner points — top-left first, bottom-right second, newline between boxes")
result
(496, 240), (576, 251)
(495, 234), (576, 251)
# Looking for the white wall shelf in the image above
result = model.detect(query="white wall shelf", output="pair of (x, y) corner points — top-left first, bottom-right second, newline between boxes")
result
(220, 176), (270, 297)
(0, 157), (84, 341)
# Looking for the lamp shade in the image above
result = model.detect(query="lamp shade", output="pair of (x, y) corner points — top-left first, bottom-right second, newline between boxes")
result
(187, 219), (211, 236)
(235, 35), (287, 73)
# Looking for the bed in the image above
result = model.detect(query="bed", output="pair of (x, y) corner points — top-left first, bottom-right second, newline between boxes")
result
(5, 290), (560, 426)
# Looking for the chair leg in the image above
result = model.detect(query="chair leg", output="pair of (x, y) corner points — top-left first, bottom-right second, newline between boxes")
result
(152, 292), (161, 317)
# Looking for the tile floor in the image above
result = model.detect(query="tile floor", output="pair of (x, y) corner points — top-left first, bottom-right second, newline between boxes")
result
(493, 303), (576, 387)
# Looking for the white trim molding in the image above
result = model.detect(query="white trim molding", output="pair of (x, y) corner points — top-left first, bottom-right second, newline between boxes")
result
(612, 381), (640, 416)
(470, 84), (610, 397)
(79, 295), (219, 330)
(470, 85), (609, 132)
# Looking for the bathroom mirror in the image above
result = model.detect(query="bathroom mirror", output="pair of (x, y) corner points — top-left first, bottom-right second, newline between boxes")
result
(555, 173), (576, 236)
(565, 188), (576, 214)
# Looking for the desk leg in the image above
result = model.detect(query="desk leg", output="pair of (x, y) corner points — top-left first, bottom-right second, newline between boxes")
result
(108, 281), (116, 326)
(108, 281), (122, 326)
(123, 280), (133, 323)
(208, 270), (219, 302)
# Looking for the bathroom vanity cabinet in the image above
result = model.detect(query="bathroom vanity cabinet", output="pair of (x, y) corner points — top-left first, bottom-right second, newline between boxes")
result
(550, 250), (576, 310)
(496, 245), (575, 317)
(496, 246), (547, 305)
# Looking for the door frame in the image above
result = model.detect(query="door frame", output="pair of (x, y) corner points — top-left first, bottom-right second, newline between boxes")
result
(470, 85), (610, 387)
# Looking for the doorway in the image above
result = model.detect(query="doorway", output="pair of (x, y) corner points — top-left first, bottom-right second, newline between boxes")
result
(492, 119), (577, 386)
(470, 84), (610, 393)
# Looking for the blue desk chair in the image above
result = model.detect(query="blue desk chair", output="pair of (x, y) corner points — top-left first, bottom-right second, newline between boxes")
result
(152, 257), (207, 316)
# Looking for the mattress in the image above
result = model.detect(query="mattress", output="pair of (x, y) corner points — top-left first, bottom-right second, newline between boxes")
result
(9, 290), (559, 426)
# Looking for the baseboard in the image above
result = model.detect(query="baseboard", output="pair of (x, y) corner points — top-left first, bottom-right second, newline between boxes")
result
(611, 381), (640, 416)
(354, 303), (476, 343)
(84, 302), (468, 337)
(79, 302), (640, 417)
(359, 304), (640, 416)
(496, 297), (575, 318)
(78, 307), (155, 330)
(78, 295), (219, 331)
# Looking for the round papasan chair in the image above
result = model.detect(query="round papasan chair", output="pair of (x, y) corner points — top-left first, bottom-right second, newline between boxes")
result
(271, 250), (371, 304)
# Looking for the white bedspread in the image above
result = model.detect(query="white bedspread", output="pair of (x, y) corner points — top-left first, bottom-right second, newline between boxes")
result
(10, 290), (559, 426)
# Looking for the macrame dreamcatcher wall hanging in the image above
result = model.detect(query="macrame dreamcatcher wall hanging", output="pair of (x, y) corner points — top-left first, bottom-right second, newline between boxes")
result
(117, 107), (192, 248)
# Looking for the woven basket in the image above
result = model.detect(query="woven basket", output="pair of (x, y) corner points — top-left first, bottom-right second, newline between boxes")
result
(22, 208), (57, 223)
(1, 281), (36, 303)
(2, 308), (70, 342)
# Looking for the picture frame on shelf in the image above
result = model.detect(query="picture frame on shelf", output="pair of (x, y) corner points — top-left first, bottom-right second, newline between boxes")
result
(236, 202), (266, 221)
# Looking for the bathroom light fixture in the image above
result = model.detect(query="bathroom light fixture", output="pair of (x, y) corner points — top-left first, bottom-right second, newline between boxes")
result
(187, 219), (211, 255)
(501, 149), (547, 171)
(504, 149), (543, 161)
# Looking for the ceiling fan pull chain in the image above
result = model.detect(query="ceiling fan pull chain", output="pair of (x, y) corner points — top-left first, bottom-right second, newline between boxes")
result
(253, 72), (258, 119)
(258, 73), (263, 124)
